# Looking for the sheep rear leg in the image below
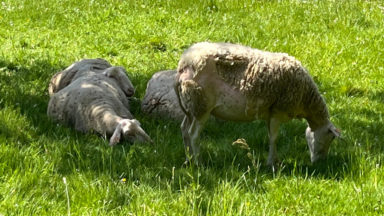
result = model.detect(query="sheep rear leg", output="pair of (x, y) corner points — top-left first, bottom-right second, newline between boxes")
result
(267, 117), (281, 169)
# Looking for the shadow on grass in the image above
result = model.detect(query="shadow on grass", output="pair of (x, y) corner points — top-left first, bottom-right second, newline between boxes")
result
(0, 57), (161, 174)
(153, 96), (383, 188)
(369, 91), (384, 103)
(1, 57), (381, 193)
(0, 58), (62, 133)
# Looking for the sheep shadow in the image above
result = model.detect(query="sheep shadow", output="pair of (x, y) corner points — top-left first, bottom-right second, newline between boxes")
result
(369, 91), (384, 103)
(108, 115), (359, 198)
(199, 118), (358, 179)
(0, 59), (59, 134)
(126, 114), (359, 183)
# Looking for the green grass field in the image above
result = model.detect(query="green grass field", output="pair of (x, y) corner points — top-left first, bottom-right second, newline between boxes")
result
(1, 0), (383, 215)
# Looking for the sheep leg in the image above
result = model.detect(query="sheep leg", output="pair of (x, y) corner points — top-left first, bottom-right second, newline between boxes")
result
(188, 113), (210, 165)
(110, 123), (123, 146)
(181, 116), (193, 161)
(267, 117), (281, 168)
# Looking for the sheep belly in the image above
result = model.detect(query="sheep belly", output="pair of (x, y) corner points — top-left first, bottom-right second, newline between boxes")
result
(210, 82), (261, 122)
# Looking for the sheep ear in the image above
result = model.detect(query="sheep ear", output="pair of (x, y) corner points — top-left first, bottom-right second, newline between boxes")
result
(103, 67), (118, 77)
(135, 126), (153, 143)
(132, 119), (141, 126)
(104, 67), (135, 97)
(109, 123), (122, 146)
(130, 120), (152, 143)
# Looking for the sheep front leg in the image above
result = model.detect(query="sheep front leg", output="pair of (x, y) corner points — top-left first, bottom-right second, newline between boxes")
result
(181, 116), (193, 162)
(187, 113), (210, 165)
(267, 117), (281, 168)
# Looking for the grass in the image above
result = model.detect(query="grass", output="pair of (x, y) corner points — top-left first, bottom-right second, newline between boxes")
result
(0, 0), (383, 215)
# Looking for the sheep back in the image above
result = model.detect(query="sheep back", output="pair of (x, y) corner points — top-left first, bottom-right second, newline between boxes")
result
(178, 42), (328, 120)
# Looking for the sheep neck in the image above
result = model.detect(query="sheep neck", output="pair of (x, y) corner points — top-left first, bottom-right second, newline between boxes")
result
(306, 113), (329, 131)
(303, 96), (330, 130)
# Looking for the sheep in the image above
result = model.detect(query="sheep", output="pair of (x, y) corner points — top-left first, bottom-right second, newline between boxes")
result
(47, 59), (152, 145)
(174, 42), (341, 166)
(141, 69), (186, 122)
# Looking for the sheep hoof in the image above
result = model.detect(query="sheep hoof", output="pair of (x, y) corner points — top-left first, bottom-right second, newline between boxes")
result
(182, 160), (190, 167)
(266, 159), (282, 173)
(182, 157), (200, 167)
(109, 135), (120, 146)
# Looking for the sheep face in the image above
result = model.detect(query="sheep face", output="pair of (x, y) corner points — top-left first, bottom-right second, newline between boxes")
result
(305, 123), (340, 163)
(120, 119), (152, 143)
(109, 119), (152, 146)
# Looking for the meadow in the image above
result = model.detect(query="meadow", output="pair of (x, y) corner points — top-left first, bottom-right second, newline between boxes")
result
(0, 0), (383, 215)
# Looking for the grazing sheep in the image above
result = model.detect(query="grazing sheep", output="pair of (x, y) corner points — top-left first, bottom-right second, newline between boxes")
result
(175, 42), (340, 166)
(48, 59), (152, 145)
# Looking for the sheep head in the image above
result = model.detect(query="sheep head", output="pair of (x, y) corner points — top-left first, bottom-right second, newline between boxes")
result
(305, 122), (341, 163)
(103, 66), (135, 97)
(109, 119), (152, 146)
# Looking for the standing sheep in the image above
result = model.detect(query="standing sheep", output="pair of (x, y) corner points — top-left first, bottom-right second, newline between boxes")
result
(48, 59), (152, 145)
(174, 42), (340, 166)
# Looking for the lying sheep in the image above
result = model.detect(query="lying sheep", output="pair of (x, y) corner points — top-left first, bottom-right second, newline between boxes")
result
(141, 70), (185, 122)
(175, 42), (341, 166)
(48, 59), (152, 145)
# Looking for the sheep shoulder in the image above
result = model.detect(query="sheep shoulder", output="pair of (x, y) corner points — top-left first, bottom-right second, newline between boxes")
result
(48, 58), (112, 96)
